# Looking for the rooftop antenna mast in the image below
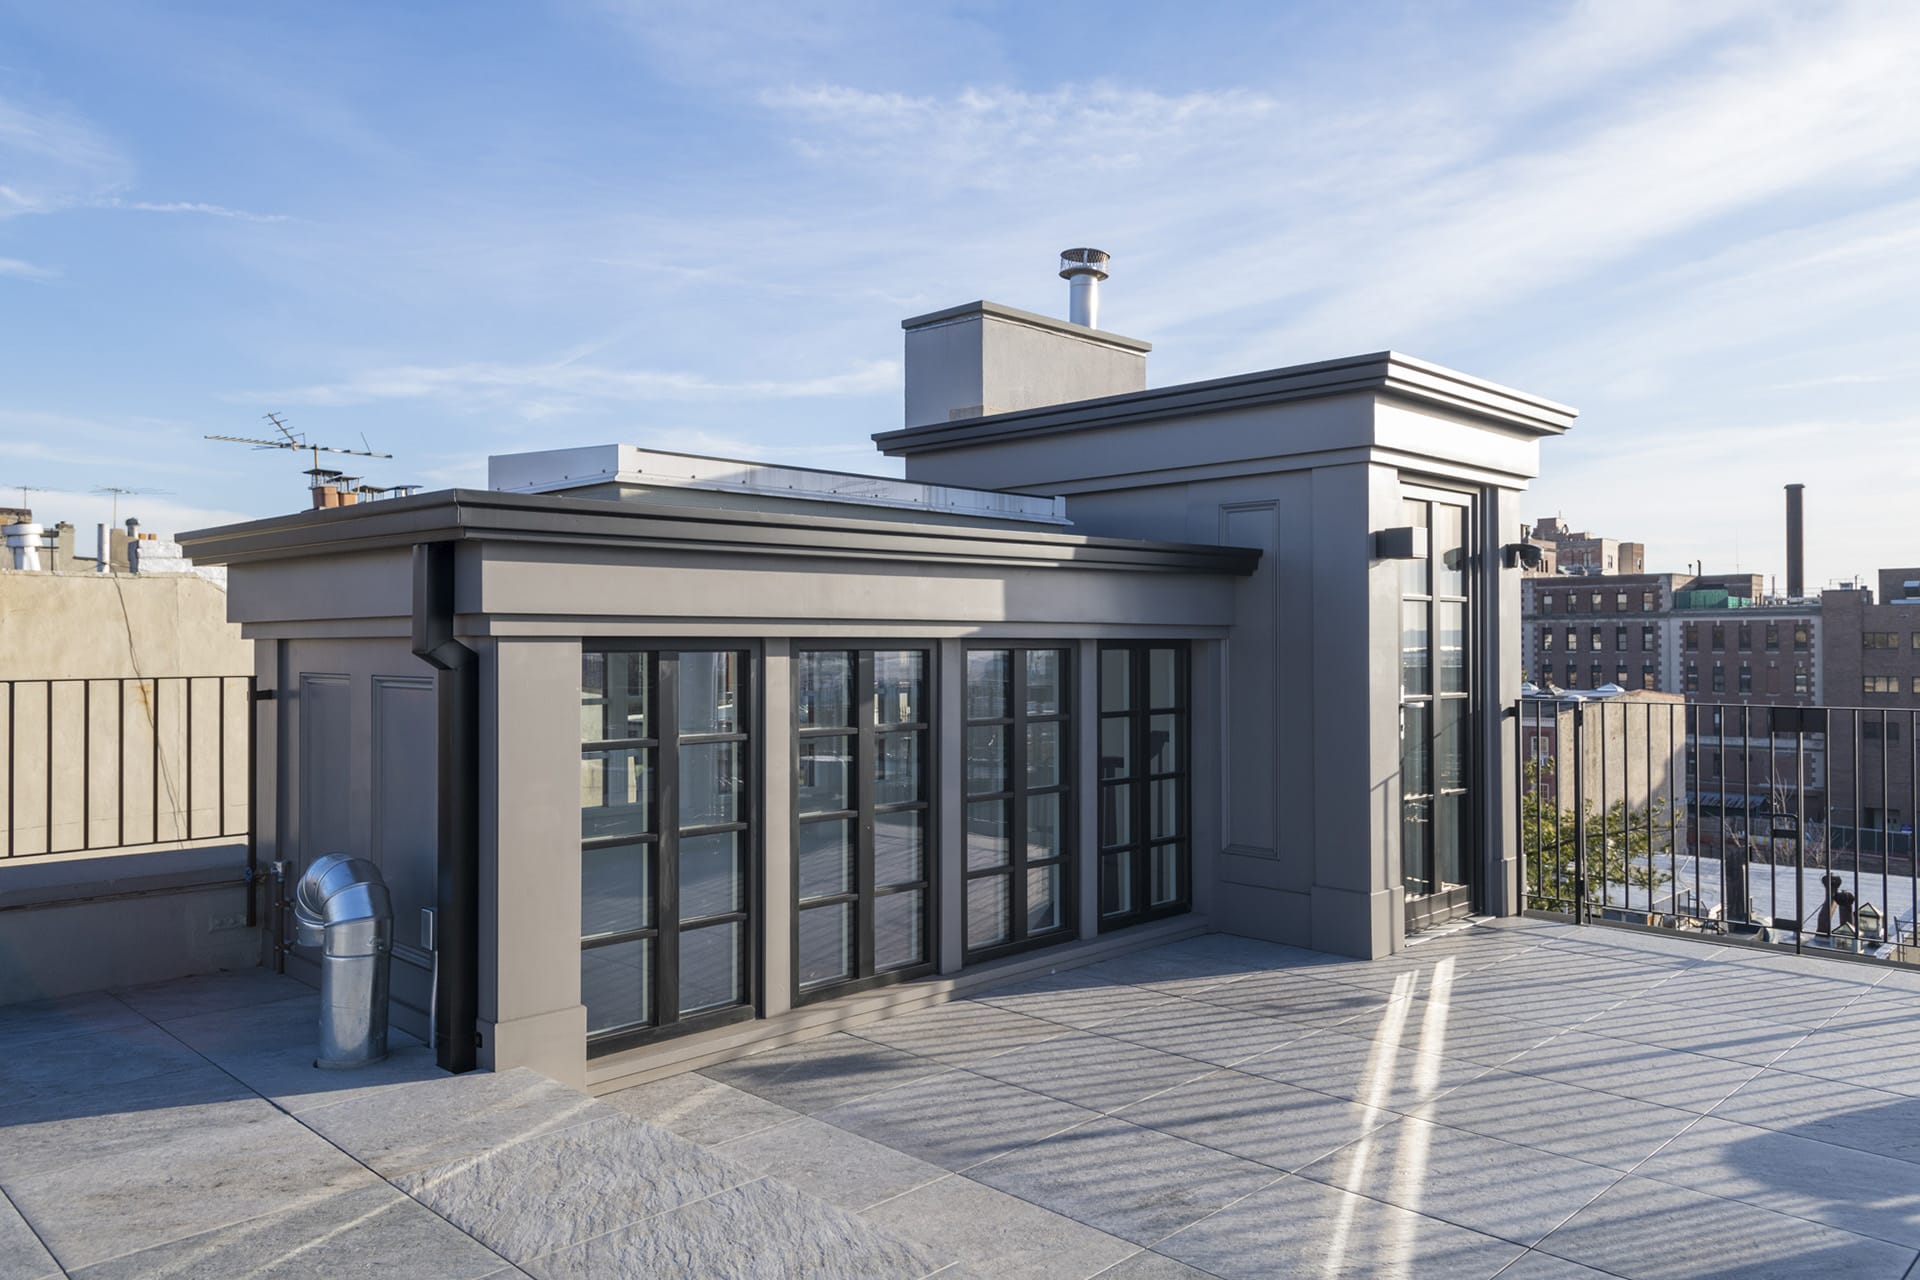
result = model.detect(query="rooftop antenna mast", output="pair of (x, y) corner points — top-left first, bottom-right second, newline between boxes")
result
(91, 485), (172, 525)
(205, 413), (394, 503)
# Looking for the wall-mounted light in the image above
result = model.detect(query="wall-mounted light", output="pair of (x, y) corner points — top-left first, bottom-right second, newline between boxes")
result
(1503, 543), (1545, 570)
(1373, 526), (1428, 561)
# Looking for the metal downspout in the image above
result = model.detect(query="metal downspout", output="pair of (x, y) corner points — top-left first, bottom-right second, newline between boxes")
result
(411, 541), (480, 1074)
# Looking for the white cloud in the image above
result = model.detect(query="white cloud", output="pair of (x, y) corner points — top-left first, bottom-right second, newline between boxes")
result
(111, 199), (291, 223)
(233, 357), (901, 412)
(0, 94), (130, 216)
(0, 256), (57, 280)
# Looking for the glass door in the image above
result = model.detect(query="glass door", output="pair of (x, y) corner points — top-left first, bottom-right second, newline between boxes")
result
(579, 646), (756, 1055)
(793, 648), (934, 1002)
(1098, 643), (1190, 930)
(1399, 490), (1475, 931)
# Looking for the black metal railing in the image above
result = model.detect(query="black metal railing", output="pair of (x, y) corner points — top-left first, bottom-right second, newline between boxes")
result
(2, 676), (255, 860)
(1517, 695), (1919, 964)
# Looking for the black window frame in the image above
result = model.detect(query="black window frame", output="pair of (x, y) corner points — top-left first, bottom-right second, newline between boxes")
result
(962, 644), (1077, 962)
(1097, 641), (1191, 931)
(790, 644), (938, 1006)
(580, 642), (760, 1058)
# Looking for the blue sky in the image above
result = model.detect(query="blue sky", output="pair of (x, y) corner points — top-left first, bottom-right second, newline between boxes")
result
(1, 0), (1915, 590)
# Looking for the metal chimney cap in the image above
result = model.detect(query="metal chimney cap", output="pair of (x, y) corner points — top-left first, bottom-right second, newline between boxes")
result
(1059, 248), (1110, 281)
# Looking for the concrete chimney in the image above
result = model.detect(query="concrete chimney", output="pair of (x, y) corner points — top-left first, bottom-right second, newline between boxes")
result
(1785, 484), (1805, 598)
(1059, 248), (1110, 329)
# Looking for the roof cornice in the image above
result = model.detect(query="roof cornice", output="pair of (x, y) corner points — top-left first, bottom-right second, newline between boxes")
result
(178, 488), (1259, 576)
(875, 350), (1575, 454)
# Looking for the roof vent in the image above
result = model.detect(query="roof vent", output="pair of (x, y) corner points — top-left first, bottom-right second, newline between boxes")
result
(1059, 248), (1110, 329)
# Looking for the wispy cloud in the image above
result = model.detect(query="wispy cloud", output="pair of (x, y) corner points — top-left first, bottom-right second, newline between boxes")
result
(0, 256), (57, 280)
(0, 93), (130, 216)
(229, 357), (901, 413)
(109, 199), (292, 224)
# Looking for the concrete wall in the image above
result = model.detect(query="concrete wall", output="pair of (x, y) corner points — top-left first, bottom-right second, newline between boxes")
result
(903, 303), (1148, 428)
(0, 569), (250, 678)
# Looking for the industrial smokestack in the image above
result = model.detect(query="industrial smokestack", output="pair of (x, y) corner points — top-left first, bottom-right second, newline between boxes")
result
(1785, 483), (1805, 598)
(1059, 248), (1110, 329)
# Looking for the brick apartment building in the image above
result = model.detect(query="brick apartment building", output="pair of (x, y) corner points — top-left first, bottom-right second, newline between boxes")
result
(1817, 568), (1920, 839)
(1525, 517), (1645, 576)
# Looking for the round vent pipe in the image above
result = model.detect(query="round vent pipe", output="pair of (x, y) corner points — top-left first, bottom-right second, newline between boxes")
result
(1059, 248), (1110, 329)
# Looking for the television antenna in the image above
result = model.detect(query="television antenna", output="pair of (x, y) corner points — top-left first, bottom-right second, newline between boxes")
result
(206, 412), (392, 472)
(5, 483), (50, 511)
(91, 485), (173, 525)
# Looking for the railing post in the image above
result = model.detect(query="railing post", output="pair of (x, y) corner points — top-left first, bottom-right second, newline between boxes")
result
(1573, 701), (1588, 924)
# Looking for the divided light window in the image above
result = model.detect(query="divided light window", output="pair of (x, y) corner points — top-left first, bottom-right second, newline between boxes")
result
(793, 649), (933, 1001)
(964, 648), (1073, 958)
(579, 647), (755, 1055)
(1098, 643), (1190, 928)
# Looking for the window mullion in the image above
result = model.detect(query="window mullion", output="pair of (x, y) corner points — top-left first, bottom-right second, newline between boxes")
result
(1010, 663), (1028, 943)
(655, 652), (681, 1026)
(856, 650), (876, 980)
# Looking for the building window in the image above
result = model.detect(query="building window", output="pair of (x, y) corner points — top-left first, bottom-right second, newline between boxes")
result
(1912, 633), (1920, 650)
(1684, 624), (1699, 650)
(1865, 675), (1899, 695)
(1712, 666), (1726, 693)
(1865, 632), (1900, 650)
(963, 647), (1073, 959)
(1641, 591), (1655, 611)
(1686, 663), (1699, 693)
(1642, 663), (1656, 690)
(1711, 625), (1725, 651)
(1543, 629), (1555, 651)
(1541, 592), (1554, 613)
(1100, 644), (1189, 927)
(1615, 667), (1628, 687)
(580, 647), (755, 1054)
(1590, 591), (1602, 611)
(1614, 624), (1627, 650)
(1590, 662), (1603, 687)
(1864, 719), (1902, 742)
(1641, 623), (1655, 650)
(1738, 664), (1752, 693)
(1794, 625), (1811, 652)
(794, 648), (934, 1002)
(1589, 629), (1603, 651)
(1796, 672), (1812, 695)
(1566, 627), (1578, 651)
(1615, 591), (1628, 611)
(1737, 624), (1751, 651)
(1766, 624), (1779, 652)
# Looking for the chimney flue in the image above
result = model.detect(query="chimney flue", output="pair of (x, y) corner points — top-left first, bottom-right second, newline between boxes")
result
(1059, 248), (1110, 329)
(1785, 483), (1805, 598)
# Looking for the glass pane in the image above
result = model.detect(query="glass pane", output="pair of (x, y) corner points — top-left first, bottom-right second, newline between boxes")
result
(1402, 797), (1434, 897)
(1434, 792), (1466, 891)
(679, 830), (742, 921)
(1434, 503), (1466, 598)
(1100, 649), (1131, 712)
(678, 651), (741, 736)
(1400, 499), (1430, 596)
(966, 726), (1006, 795)
(1027, 864), (1062, 933)
(1436, 698), (1468, 793)
(1150, 778), (1180, 840)
(1026, 650), (1065, 716)
(796, 736), (851, 814)
(678, 921), (743, 1014)
(582, 841), (652, 939)
(874, 651), (926, 726)
(967, 799), (1010, 870)
(1437, 602), (1466, 693)
(581, 748), (651, 839)
(1150, 649), (1178, 709)
(582, 651), (648, 742)
(1401, 703), (1431, 798)
(1148, 714), (1179, 774)
(797, 818), (851, 900)
(874, 889), (926, 970)
(1026, 792), (1063, 861)
(1101, 849), (1134, 916)
(1100, 783), (1133, 848)
(968, 875), (1010, 949)
(875, 809), (925, 887)
(1026, 721), (1061, 789)
(796, 651), (852, 728)
(1100, 717), (1131, 779)
(679, 742), (741, 828)
(582, 938), (649, 1035)
(967, 650), (1009, 720)
(796, 902), (852, 988)
(1150, 844), (1181, 906)
(875, 732), (922, 806)
(1401, 601), (1430, 697)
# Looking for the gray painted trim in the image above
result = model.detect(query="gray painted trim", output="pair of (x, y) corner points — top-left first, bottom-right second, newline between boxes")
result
(900, 299), (1154, 352)
(874, 351), (1577, 454)
(179, 488), (1259, 575)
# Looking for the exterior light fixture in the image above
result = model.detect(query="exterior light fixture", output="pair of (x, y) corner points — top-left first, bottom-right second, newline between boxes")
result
(1373, 526), (1428, 560)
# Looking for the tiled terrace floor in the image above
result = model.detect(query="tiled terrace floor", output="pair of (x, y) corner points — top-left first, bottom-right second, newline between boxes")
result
(3, 918), (1920, 1277)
